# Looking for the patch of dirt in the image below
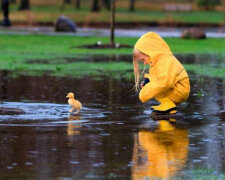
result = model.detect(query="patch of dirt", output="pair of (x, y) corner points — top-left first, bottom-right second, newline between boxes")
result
(63, 54), (132, 63)
(26, 59), (50, 64)
(78, 43), (132, 49)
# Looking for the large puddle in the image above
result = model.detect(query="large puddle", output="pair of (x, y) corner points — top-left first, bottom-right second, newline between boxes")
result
(27, 53), (224, 66)
(0, 62), (225, 179)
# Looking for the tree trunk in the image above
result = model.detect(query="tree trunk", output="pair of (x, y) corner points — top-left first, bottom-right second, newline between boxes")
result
(103, 0), (110, 10)
(1, 0), (11, 26)
(129, 0), (135, 11)
(91, 0), (100, 12)
(2, 0), (9, 18)
(18, 0), (30, 10)
(75, 0), (80, 9)
(110, 0), (115, 45)
(61, 0), (71, 11)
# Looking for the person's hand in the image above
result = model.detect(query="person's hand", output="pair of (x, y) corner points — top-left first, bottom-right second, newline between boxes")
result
(140, 81), (144, 89)
(140, 78), (150, 89)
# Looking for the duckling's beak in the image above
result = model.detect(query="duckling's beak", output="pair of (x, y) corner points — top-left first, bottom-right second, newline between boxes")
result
(66, 95), (69, 98)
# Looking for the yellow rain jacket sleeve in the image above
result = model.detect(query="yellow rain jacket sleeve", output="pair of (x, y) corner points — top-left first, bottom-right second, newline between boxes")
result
(135, 32), (190, 103)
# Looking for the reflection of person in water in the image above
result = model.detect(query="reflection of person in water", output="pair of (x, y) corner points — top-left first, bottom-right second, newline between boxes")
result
(67, 115), (81, 136)
(132, 120), (189, 179)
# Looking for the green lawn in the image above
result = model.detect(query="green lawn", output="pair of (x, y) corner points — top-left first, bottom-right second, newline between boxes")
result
(1, 34), (225, 56)
(0, 34), (225, 78)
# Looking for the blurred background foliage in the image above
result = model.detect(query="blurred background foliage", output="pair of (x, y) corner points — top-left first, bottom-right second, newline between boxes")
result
(12, 0), (225, 11)
(1, 0), (224, 25)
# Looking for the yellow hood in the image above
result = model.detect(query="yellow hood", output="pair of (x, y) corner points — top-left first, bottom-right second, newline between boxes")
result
(134, 32), (172, 62)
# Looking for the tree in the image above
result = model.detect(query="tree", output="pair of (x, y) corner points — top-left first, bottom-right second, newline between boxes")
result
(61, 0), (71, 11)
(103, 0), (110, 10)
(75, 0), (80, 9)
(110, 0), (115, 45)
(91, 0), (100, 12)
(18, 0), (30, 10)
(129, 0), (135, 11)
(196, 0), (220, 10)
(1, 0), (11, 26)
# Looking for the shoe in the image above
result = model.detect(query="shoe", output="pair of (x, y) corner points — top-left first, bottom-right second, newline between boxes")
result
(151, 104), (159, 110)
(152, 108), (177, 115)
(152, 96), (177, 114)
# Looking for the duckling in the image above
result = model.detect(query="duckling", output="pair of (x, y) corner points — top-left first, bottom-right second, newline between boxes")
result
(66, 92), (82, 114)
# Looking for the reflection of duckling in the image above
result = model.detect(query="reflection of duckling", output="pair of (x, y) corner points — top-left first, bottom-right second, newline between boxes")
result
(67, 115), (81, 136)
(66, 92), (82, 114)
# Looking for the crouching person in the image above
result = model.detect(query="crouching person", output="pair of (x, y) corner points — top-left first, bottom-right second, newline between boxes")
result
(133, 32), (190, 114)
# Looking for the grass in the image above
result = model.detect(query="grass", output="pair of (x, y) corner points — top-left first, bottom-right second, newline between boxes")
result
(1, 34), (225, 55)
(176, 169), (225, 180)
(185, 64), (225, 78)
(2, 60), (225, 80)
(0, 34), (225, 79)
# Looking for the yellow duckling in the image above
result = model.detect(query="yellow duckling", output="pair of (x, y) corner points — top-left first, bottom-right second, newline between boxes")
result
(66, 92), (82, 114)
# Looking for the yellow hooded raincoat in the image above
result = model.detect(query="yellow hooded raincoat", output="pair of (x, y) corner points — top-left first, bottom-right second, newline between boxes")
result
(135, 32), (190, 104)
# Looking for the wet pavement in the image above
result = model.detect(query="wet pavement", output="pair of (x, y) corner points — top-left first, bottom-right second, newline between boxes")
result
(0, 64), (225, 179)
(1, 26), (225, 38)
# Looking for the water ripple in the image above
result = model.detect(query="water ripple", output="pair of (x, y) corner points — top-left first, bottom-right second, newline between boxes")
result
(0, 102), (108, 123)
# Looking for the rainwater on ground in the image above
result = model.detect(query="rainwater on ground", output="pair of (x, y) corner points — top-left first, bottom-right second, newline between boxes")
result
(0, 54), (225, 179)
(1, 26), (225, 38)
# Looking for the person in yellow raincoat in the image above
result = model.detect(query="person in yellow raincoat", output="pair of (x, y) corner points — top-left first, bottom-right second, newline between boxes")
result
(133, 32), (190, 114)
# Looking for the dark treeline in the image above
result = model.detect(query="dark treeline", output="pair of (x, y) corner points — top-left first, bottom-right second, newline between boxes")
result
(3, 0), (223, 12)
(18, 0), (30, 10)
